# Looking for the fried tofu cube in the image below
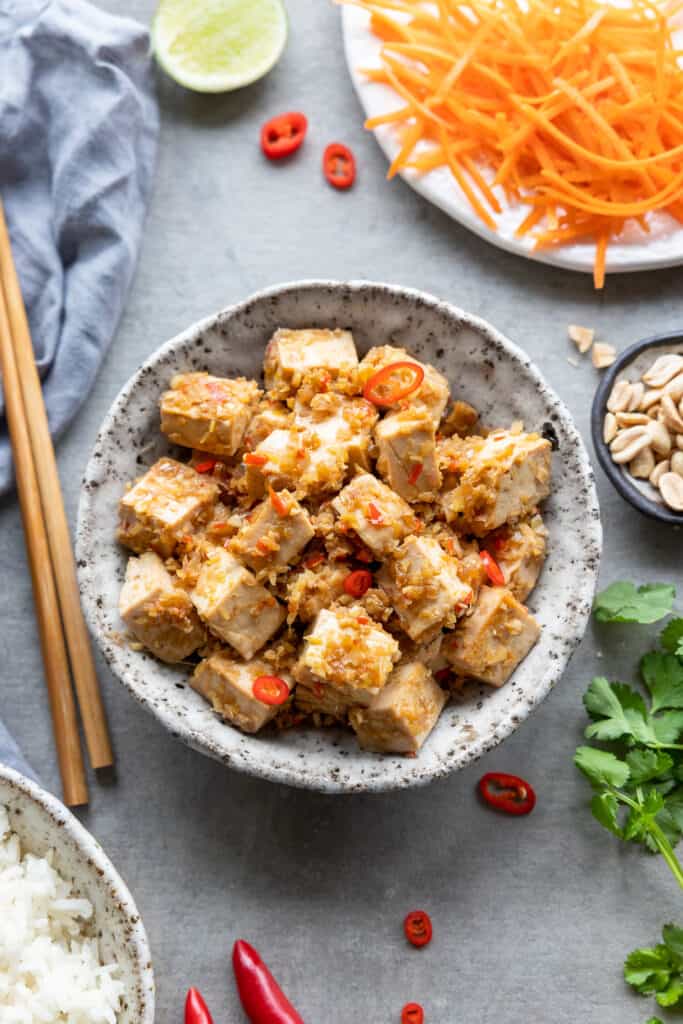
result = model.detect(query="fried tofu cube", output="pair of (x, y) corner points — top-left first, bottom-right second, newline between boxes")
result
(375, 409), (442, 501)
(443, 586), (540, 686)
(482, 514), (548, 602)
(377, 536), (473, 642)
(191, 546), (285, 659)
(191, 651), (293, 733)
(285, 562), (349, 624)
(294, 605), (400, 706)
(331, 473), (419, 557)
(118, 458), (218, 557)
(243, 400), (292, 450)
(358, 345), (449, 426)
(230, 489), (314, 575)
(160, 373), (261, 457)
(294, 678), (351, 721)
(349, 660), (447, 753)
(295, 392), (379, 478)
(243, 428), (305, 500)
(119, 552), (205, 663)
(264, 328), (358, 396)
(440, 430), (552, 536)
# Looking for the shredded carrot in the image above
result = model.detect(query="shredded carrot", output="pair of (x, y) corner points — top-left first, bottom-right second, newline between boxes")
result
(347, 0), (683, 287)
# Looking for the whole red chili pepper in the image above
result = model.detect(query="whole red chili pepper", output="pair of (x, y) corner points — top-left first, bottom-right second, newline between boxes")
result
(232, 939), (304, 1024)
(478, 772), (536, 815)
(185, 987), (214, 1024)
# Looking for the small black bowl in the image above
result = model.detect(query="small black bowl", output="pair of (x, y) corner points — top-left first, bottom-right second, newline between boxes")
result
(591, 330), (683, 525)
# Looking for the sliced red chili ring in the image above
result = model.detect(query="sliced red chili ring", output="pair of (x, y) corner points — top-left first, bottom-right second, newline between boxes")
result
(261, 111), (308, 160)
(404, 910), (432, 948)
(479, 772), (536, 815)
(194, 458), (217, 474)
(252, 676), (289, 706)
(343, 569), (373, 598)
(367, 501), (384, 525)
(323, 142), (356, 189)
(480, 549), (505, 586)
(401, 1003), (425, 1024)
(363, 361), (425, 408)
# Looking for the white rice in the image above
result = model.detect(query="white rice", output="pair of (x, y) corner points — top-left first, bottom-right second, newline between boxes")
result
(0, 805), (124, 1023)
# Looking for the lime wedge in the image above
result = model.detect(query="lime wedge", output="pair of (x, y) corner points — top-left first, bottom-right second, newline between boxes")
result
(152, 0), (288, 93)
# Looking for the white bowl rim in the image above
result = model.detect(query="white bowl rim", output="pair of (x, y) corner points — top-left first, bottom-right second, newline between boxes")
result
(77, 278), (602, 793)
(0, 762), (155, 1022)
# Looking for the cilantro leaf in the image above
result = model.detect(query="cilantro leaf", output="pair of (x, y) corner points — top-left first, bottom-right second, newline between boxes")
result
(626, 749), (674, 785)
(590, 791), (622, 836)
(594, 582), (676, 624)
(626, 925), (683, 1011)
(575, 745), (630, 788)
(641, 652), (683, 712)
(584, 677), (649, 742)
(645, 1019), (664, 1024)
(623, 789), (666, 843)
(662, 618), (683, 659)
(663, 924), (683, 957)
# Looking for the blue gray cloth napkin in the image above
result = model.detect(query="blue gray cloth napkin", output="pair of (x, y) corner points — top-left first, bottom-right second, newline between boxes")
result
(0, 0), (159, 495)
(0, 0), (159, 779)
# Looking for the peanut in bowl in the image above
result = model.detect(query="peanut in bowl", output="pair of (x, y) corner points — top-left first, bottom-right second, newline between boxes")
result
(76, 280), (601, 793)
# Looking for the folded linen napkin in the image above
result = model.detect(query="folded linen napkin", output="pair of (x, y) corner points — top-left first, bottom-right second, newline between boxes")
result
(0, 0), (159, 495)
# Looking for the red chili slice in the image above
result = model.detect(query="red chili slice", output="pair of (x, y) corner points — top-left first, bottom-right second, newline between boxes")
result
(261, 112), (308, 160)
(252, 676), (289, 706)
(407, 462), (423, 486)
(480, 549), (505, 586)
(194, 458), (217, 474)
(244, 452), (268, 466)
(404, 910), (432, 948)
(269, 486), (290, 517)
(479, 772), (536, 815)
(366, 501), (384, 525)
(363, 362), (425, 407)
(402, 1003), (425, 1024)
(323, 142), (356, 189)
(343, 569), (373, 598)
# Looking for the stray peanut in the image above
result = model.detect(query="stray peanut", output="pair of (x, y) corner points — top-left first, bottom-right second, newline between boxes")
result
(568, 324), (594, 353)
(593, 342), (617, 369)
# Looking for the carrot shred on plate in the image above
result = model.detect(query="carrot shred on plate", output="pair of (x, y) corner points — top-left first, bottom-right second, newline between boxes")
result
(347, 0), (683, 288)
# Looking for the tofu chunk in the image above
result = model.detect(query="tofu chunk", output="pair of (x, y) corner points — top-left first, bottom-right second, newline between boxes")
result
(440, 430), (552, 536)
(230, 489), (314, 575)
(358, 345), (449, 426)
(118, 458), (218, 557)
(191, 546), (285, 659)
(443, 586), (540, 686)
(482, 514), (548, 602)
(243, 427), (306, 500)
(295, 392), (379, 481)
(191, 651), (293, 733)
(349, 660), (447, 753)
(294, 678), (351, 721)
(119, 552), (205, 663)
(294, 605), (401, 706)
(243, 400), (292, 450)
(331, 473), (419, 557)
(285, 562), (348, 623)
(264, 328), (358, 397)
(377, 536), (473, 642)
(375, 409), (442, 501)
(160, 372), (261, 457)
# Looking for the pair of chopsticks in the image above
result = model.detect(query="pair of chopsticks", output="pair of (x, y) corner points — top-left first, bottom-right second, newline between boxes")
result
(0, 198), (113, 806)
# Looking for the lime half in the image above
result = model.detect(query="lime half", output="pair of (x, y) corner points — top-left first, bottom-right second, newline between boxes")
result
(152, 0), (288, 94)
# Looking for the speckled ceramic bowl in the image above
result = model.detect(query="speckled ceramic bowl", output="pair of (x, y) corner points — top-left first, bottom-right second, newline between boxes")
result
(77, 281), (601, 793)
(0, 764), (154, 1022)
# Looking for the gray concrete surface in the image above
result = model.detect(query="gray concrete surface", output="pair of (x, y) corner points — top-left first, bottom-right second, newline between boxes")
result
(2, 1), (682, 1020)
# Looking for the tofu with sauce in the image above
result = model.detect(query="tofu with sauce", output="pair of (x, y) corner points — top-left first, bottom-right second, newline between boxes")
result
(119, 552), (205, 663)
(191, 651), (293, 733)
(160, 372), (261, 457)
(377, 536), (473, 642)
(191, 546), (285, 659)
(230, 489), (314, 575)
(443, 586), (540, 686)
(243, 400), (292, 450)
(294, 604), (401, 706)
(285, 561), (349, 623)
(294, 392), (379, 483)
(349, 660), (447, 754)
(481, 514), (548, 602)
(264, 328), (359, 397)
(331, 473), (419, 558)
(440, 430), (552, 536)
(118, 458), (218, 557)
(243, 427), (306, 501)
(375, 409), (442, 501)
(358, 345), (449, 426)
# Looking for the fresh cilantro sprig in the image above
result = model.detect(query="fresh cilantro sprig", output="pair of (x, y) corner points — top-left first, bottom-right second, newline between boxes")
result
(625, 924), (683, 1009)
(593, 581), (676, 624)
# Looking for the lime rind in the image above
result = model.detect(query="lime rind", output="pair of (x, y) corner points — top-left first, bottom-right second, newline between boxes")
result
(152, 0), (288, 94)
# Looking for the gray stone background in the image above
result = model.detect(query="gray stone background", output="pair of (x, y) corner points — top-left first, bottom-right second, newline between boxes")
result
(2, 0), (682, 1020)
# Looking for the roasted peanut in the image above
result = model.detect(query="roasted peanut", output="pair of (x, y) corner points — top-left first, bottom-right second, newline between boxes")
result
(607, 380), (633, 413)
(629, 446), (655, 479)
(647, 419), (673, 456)
(659, 471), (683, 511)
(661, 394), (683, 434)
(603, 412), (618, 444)
(671, 451), (683, 477)
(610, 425), (652, 464)
(650, 459), (670, 487)
(643, 353), (683, 388)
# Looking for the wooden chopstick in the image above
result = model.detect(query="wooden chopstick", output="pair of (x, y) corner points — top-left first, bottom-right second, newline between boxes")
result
(0, 272), (88, 806)
(0, 200), (114, 777)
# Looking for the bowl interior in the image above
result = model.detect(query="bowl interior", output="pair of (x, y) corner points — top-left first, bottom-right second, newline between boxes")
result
(77, 281), (601, 792)
(0, 767), (154, 1023)
(592, 335), (683, 523)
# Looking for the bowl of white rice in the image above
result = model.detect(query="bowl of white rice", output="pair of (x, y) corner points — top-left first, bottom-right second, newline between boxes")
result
(0, 764), (154, 1023)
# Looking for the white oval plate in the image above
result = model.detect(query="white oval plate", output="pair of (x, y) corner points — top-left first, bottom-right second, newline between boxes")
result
(341, 4), (683, 277)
